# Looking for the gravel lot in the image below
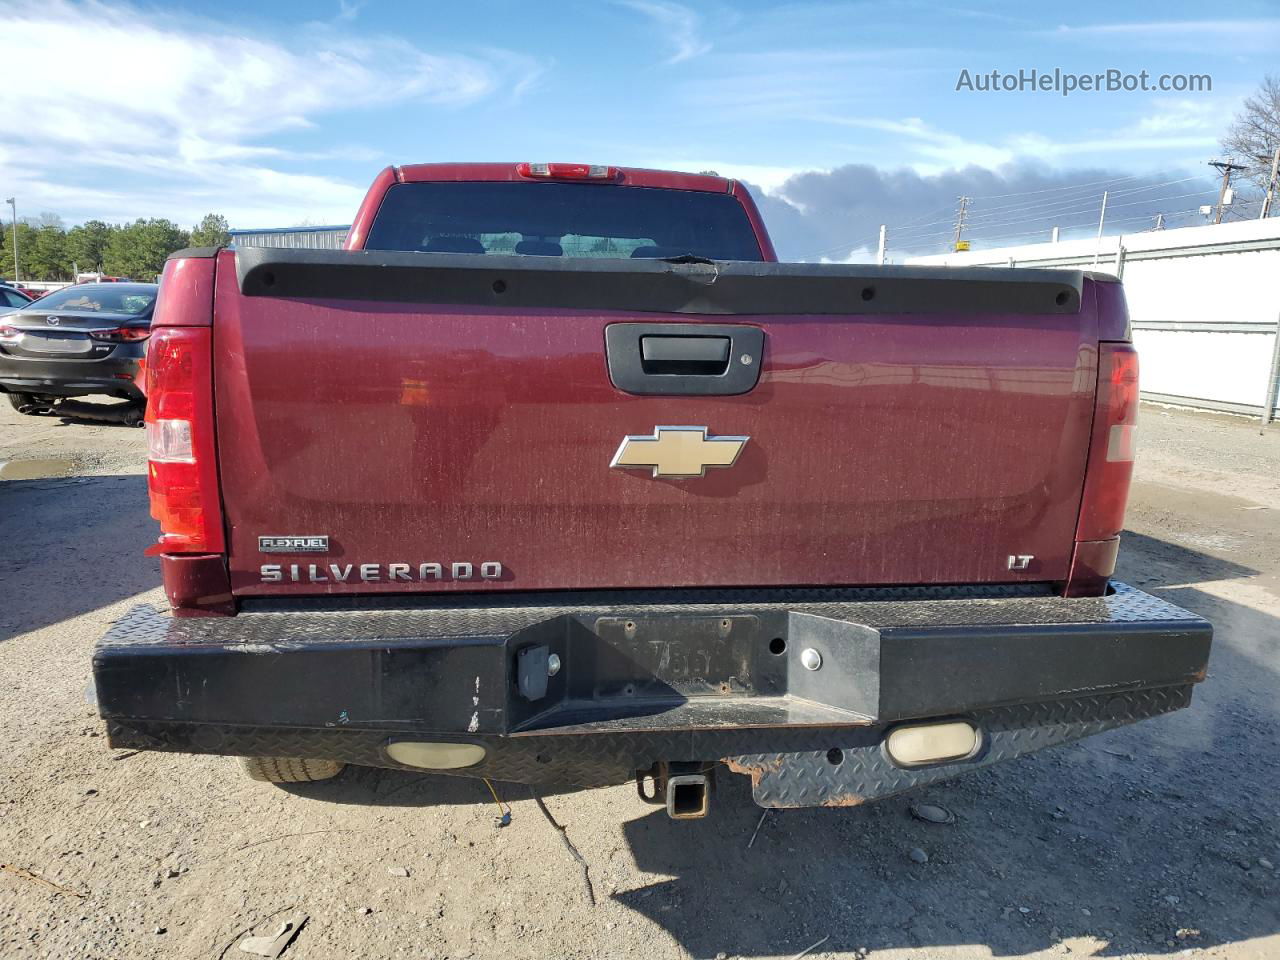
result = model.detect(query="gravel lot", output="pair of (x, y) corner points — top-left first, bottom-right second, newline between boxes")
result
(1, 400), (1278, 960)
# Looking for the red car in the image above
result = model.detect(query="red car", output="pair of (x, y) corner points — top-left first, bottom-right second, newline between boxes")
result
(0, 283), (35, 312)
(93, 162), (1210, 818)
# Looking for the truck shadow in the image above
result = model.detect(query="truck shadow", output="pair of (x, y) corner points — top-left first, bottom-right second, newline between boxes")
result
(0, 474), (158, 642)
(280, 767), (587, 807)
(601, 533), (1278, 958)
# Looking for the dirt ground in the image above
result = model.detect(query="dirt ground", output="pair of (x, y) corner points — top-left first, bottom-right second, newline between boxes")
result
(1, 400), (1278, 960)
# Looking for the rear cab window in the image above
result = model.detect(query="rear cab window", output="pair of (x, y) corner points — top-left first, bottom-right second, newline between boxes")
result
(364, 182), (764, 261)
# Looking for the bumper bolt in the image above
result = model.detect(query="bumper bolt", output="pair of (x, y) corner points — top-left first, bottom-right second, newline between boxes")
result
(800, 648), (822, 671)
(547, 653), (562, 677)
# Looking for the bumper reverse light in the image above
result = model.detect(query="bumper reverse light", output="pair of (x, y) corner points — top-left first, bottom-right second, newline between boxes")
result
(885, 721), (979, 767)
(385, 741), (486, 769)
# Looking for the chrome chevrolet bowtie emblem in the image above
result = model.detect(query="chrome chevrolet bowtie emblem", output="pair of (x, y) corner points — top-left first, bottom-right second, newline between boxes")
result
(610, 426), (748, 478)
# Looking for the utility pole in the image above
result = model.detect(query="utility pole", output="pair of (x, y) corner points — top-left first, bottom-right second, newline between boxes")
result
(1263, 309), (1280, 432)
(1154, 212), (1164, 230)
(1209, 158), (1247, 224)
(952, 196), (970, 250)
(1093, 191), (1108, 264)
(875, 224), (887, 266)
(4, 197), (17, 283)
(1050, 226), (1060, 243)
(1260, 146), (1280, 220)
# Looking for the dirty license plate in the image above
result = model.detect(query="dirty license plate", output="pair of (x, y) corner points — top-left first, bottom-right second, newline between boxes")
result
(22, 334), (93, 354)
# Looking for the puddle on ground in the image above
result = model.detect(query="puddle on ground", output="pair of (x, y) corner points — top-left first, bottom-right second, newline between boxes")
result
(0, 458), (75, 481)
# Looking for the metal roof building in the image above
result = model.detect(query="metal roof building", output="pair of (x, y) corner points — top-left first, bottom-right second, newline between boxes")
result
(909, 217), (1280, 421)
(228, 225), (350, 249)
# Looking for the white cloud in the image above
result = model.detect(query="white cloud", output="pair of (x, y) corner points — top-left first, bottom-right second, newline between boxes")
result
(819, 244), (878, 264)
(647, 161), (820, 194)
(813, 115), (1016, 171)
(335, 0), (365, 22)
(1004, 132), (1217, 160)
(806, 109), (1219, 178)
(1048, 19), (1280, 53)
(616, 0), (711, 64)
(0, 0), (544, 227)
(1134, 98), (1224, 136)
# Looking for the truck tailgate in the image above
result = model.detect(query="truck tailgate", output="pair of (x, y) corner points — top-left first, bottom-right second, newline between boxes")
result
(212, 251), (1097, 597)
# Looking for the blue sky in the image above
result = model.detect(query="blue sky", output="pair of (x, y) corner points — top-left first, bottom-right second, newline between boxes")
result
(2, 0), (1276, 258)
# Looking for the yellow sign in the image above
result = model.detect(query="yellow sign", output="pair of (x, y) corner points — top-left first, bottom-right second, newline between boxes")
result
(611, 426), (748, 478)
(955, 240), (971, 252)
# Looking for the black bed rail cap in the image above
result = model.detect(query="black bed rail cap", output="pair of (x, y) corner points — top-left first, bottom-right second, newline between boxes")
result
(166, 246), (222, 261)
(234, 247), (1086, 317)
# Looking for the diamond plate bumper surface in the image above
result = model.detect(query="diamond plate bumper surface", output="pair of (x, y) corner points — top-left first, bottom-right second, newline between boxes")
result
(94, 582), (1210, 808)
(729, 686), (1192, 808)
(104, 686), (1195, 804)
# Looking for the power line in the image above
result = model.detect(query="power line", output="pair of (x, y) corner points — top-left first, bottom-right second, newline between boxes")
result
(965, 192), (1114, 224)
(962, 189), (1216, 233)
(966, 180), (1212, 224)
(795, 232), (885, 262)
(967, 173), (1147, 201)
(890, 201), (962, 231)
(966, 176), (1206, 222)
(808, 204), (1213, 261)
(798, 208), (967, 259)
(969, 178), (1139, 216)
(794, 179), (1193, 258)
(931, 207), (1208, 249)
(790, 176), (1220, 262)
(1107, 175), (1205, 198)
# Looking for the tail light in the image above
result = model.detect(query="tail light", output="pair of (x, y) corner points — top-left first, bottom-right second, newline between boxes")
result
(89, 325), (151, 343)
(1064, 342), (1138, 596)
(1077, 343), (1138, 541)
(144, 327), (224, 554)
(516, 162), (618, 180)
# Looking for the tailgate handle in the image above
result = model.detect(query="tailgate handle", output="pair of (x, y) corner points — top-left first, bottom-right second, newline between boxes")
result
(640, 336), (730, 375)
(606, 323), (764, 396)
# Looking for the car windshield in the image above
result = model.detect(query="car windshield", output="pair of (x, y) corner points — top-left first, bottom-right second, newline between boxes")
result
(34, 285), (157, 315)
(365, 182), (765, 261)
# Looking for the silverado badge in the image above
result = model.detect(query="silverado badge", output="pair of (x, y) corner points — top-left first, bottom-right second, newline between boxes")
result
(610, 426), (748, 478)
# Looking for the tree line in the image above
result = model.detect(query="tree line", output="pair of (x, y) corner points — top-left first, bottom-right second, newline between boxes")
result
(0, 213), (231, 282)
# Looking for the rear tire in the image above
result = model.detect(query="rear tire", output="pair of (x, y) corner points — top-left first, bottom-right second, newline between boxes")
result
(238, 756), (345, 783)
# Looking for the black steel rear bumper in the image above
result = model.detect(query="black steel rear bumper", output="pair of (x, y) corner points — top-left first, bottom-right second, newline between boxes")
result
(93, 583), (1211, 808)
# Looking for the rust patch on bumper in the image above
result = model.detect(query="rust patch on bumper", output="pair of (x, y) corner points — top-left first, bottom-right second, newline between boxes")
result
(723, 755), (783, 789)
(820, 792), (869, 807)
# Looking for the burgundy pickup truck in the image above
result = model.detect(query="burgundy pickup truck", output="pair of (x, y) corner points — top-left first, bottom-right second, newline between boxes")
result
(94, 162), (1210, 818)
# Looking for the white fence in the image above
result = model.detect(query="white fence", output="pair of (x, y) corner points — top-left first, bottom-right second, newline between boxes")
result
(909, 218), (1280, 420)
(228, 226), (349, 250)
